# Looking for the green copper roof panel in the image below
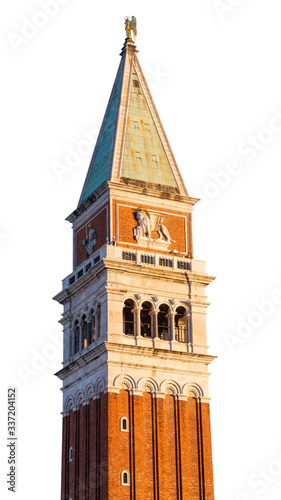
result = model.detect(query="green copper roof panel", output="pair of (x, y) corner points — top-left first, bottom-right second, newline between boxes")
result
(121, 72), (177, 187)
(81, 68), (122, 203)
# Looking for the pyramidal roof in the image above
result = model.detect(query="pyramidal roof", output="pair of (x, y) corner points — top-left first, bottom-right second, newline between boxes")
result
(78, 38), (187, 207)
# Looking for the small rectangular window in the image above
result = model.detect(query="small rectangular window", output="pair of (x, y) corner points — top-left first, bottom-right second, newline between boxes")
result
(85, 263), (91, 272)
(136, 151), (141, 159)
(77, 269), (83, 279)
(121, 470), (130, 486)
(69, 276), (75, 285)
(122, 251), (136, 262)
(152, 155), (157, 162)
(177, 261), (190, 270)
(120, 417), (129, 432)
(133, 121), (140, 129)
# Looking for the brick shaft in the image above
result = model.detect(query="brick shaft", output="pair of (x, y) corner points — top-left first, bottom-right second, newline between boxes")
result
(61, 392), (214, 500)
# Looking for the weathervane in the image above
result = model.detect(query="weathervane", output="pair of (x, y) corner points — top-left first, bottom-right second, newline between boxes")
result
(124, 16), (137, 41)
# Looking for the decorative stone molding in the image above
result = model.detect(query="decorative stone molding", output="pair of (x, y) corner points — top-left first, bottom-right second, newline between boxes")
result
(95, 377), (106, 394)
(166, 386), (177, 395)
(85, 383), (95, 401)
(72, 316), (81, 329)
(139, 298), (156, 312)
(182, 383), (204, 400)
(86, 309), (93, 322)
(168, 311), (176, 317)
(143, 384), (154, 393)
(138, 377), (159, 393)
(129, 389), (143, 397)
(185, 307), (191, 318)
(153, 392), (166, 399)
(74, 389), (85, 406)
(62, 379), (206, 408)
(64, 395), (74, 414)
(104, 387), (120, 395)
(177, 394), (188, 402)
(114, 374), (136, 391)
(123, 296), (137, 307)
(160, 380), (181, 396)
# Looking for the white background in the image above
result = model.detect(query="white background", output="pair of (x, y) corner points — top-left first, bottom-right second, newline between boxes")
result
(1, 1), (281, 499)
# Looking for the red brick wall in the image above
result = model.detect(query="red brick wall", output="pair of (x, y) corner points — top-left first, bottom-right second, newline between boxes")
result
(78, 404), (87, 499)
(61, 414), (69, 500)
(61, 393), (214, 500)
(88, 399), (97, 499)
(201, 403), (215, 500)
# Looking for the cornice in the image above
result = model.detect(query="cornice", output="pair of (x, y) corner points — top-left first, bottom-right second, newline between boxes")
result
(104, 258), (215, 286)
(55, 339), (216, 383)
(53, 254), (215, 305)
(105, 341), (216, 364)
(52, 259), (106, 304)
(55, 341), (107, 381)
(107, 181), (199, 207)
(66, 181), (109, 223)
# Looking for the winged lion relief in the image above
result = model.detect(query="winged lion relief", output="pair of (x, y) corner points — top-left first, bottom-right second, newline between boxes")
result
(133, 209), (175, 245)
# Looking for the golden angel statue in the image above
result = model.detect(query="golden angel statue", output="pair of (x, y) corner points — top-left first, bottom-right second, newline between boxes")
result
(124, 16), (137, 41)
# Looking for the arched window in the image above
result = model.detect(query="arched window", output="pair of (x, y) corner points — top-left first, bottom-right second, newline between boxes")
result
(120, 417), (129, 432)
(123, 300), (135, 335)
(87, 310), (95, 345)
(140, 302), (152, 337)
(158, 304), (169, 340)
(121, 470), (130, 486)
(73, 320), (80, 354)
(81, 315), (88, 349)
(69, 447), (73, 462)
(175, 306), (186, 343)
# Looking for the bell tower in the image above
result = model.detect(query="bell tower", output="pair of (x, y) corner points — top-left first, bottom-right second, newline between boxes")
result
(54, 22), (216, 500)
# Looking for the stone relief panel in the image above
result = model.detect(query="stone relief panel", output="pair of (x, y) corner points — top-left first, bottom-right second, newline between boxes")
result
(82, 224), (97, 256)
(133, 209), (174, 247)
(75, 204), (108, 267)
(115, 202), (189, 254)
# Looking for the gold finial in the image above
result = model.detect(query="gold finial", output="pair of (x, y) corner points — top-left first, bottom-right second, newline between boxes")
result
(124, 16), (137, 41)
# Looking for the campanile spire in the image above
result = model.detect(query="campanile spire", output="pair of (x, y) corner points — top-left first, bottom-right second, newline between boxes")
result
(54, 22), (216, 500)
(79, 22), (187, 208)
